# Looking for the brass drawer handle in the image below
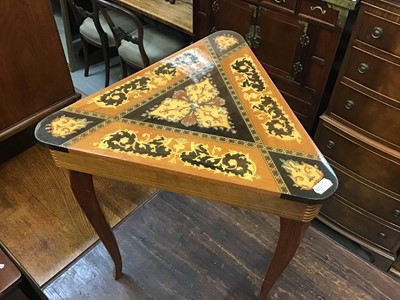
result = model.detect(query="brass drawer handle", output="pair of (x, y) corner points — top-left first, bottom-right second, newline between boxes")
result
(327, 140), (335, 150)
(394, 209), (400, 217)
(289, 61), (303, 79)
(378, 232), (387, 239)
(358, 63), (369, 74)
(212, 0), (219, 13)
(246, 25), (262, 49)
(310, 6), (326, 15)
(344, 100), (355, 110)
(371, 26), (383, 39)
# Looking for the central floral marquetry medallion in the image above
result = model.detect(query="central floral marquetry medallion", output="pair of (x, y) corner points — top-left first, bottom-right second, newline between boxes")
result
(144, 79), (234, 132)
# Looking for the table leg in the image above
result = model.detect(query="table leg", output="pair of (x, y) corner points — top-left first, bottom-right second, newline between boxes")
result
(259, 217), (310, 299)
(69, 170), (122, 279)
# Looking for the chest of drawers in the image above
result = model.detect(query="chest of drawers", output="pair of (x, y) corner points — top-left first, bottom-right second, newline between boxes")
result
(314, 0), (400, 273)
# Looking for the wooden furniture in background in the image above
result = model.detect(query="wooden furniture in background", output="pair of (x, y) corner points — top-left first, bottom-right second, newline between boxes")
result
(0, 245), (21, 298)
(115, 0), (193, 34)
(314, 0), (400, 275)
(0, 143), (156, 287)
(35, 31), (338, 298)
(59, 0), (192, 73)
(0, 0), (80, 160)
(0, 243), (46, 299)
(193, 0), (358, 133)
(66, 0), (106, 87)
(94, 0), (188, 77)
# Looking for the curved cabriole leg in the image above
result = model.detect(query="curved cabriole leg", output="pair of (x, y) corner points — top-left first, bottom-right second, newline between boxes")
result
(259, 217), (310, 299)
(69, 170), (122, 279)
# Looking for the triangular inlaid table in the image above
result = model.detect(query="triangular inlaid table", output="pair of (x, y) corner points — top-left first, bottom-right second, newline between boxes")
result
(35, 31), (337, 298)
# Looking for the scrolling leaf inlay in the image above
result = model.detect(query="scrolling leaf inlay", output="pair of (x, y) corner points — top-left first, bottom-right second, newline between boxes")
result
(98, 130), (173, 158)
(91, 50), (201, 108)
(280, 159), (324, 190)
(96, 130), (259, 181)
(230, 55), (301, 142)
(180, 143), (258, 181)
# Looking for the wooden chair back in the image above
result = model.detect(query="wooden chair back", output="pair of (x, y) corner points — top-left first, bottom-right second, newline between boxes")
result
(92, 0), (150, 68)
(66, 0), (93, 26)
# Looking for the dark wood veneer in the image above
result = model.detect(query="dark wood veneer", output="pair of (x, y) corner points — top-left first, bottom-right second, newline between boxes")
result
(315, 0), (400, 275)
(0, 0), (80, 155)
(193, 0), (357, 133)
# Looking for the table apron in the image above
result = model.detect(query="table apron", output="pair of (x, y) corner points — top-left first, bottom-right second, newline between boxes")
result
(50, 150), (321, 222)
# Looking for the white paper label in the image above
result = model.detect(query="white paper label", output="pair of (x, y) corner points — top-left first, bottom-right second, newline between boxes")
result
(313, 178), (333, 194)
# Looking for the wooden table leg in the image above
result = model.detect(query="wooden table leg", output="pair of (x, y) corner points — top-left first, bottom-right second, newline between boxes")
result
(69, 170), (122, 279)
(259, 217), (310, 299)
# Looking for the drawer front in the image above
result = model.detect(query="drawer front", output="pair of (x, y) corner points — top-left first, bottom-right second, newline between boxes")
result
(260, 0), (297, 12)
(331, 162), (400, 227)
(314, 120), (400, 195)
(357, 10), (400, 57)
(344, 47), (400, 100)
(329, 83), (400, 148)
(298, 0), (338, 26)
(321, 196), (400, 252)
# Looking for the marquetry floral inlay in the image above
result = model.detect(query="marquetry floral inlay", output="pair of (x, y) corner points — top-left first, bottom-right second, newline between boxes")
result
(230, 55), (302, 142)
(97, 130), (173, 159)
(91, 50), (201, 108)
(96, 130), (258, 180)
(45, 115), (92, 138)
(181, 142), (258, 180)
(214, 34), (239, 51)
(144, 79), (234, 132)
(280, 159), (324, 190)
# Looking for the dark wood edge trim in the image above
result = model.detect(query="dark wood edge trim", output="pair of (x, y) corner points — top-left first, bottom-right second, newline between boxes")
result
(0, 93), (81, 142)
